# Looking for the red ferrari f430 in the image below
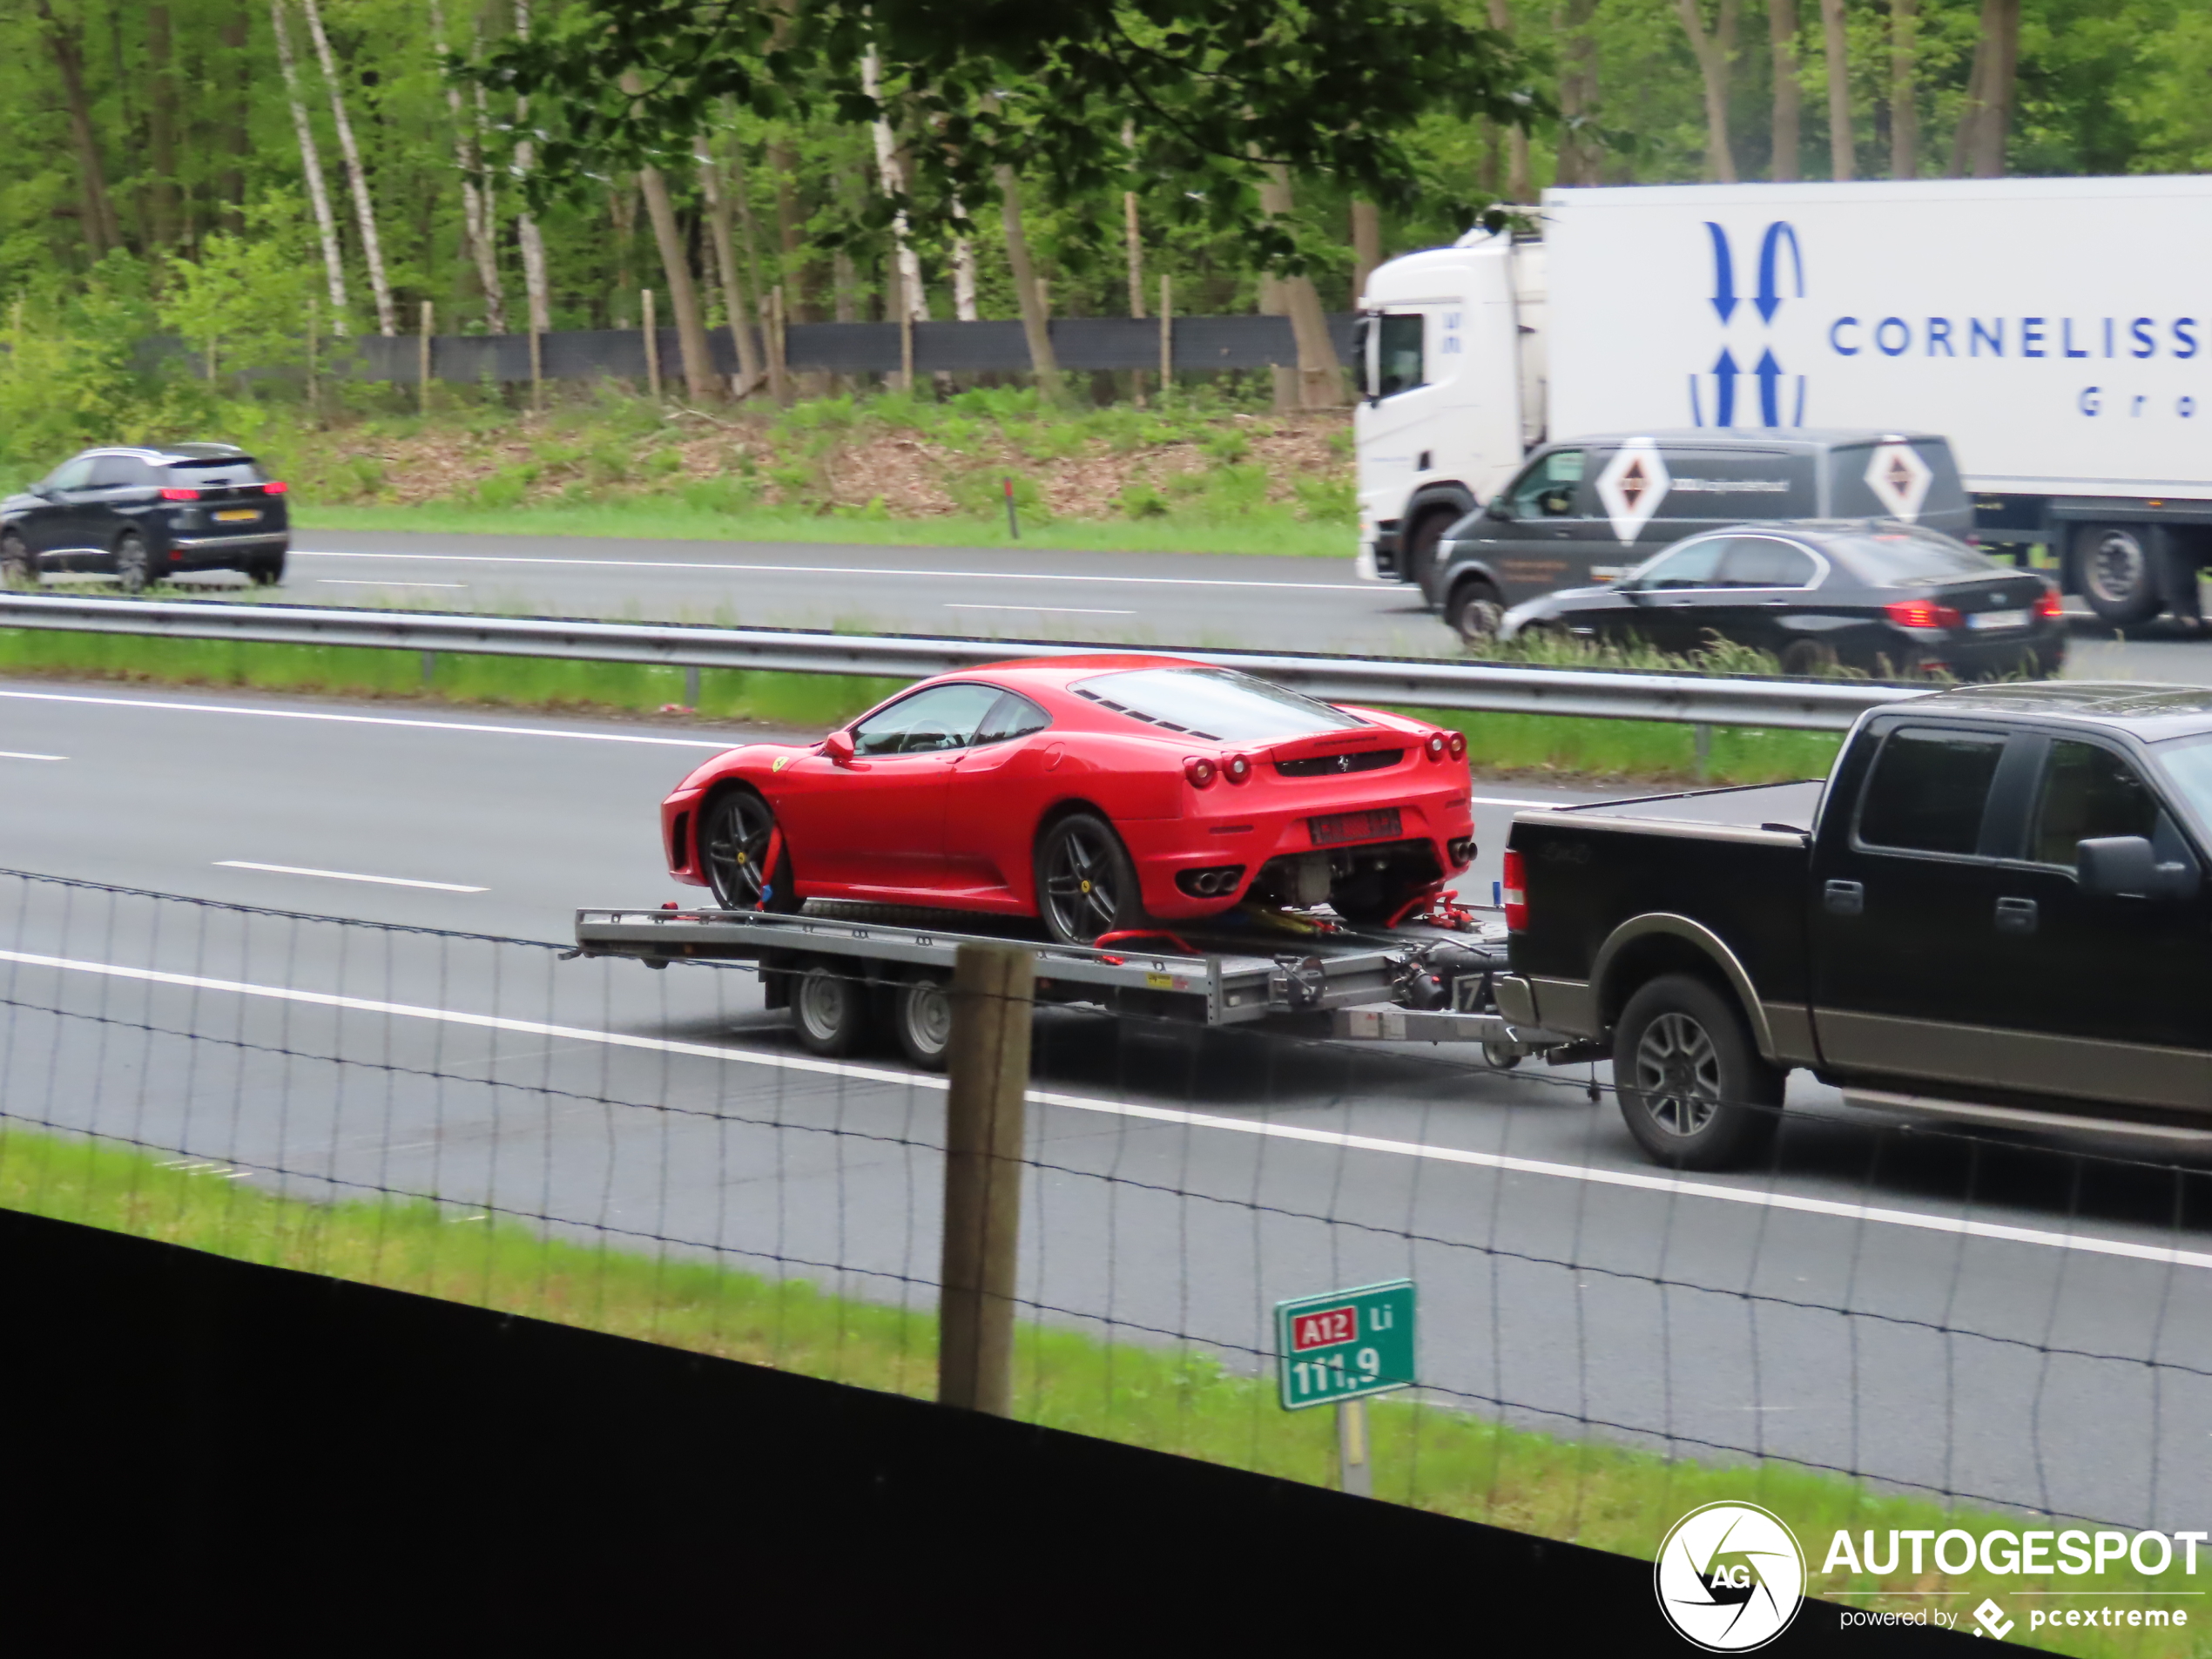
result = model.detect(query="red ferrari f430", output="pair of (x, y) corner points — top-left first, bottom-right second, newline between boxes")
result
(660, 655), (1475, 945)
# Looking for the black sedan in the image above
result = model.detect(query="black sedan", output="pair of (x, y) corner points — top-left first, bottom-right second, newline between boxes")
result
(2, 443), (289, 592)
(1494, 522), (2067, 679)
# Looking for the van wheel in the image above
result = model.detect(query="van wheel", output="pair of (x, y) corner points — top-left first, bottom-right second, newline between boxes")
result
(1778, 639), (1839, 677)
(1612, 974), (1784, 1170)
(2076, 525), (2159, 625)
(1447, 578), (1506, 646)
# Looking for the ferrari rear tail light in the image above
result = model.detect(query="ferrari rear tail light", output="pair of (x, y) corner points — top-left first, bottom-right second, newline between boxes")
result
(1183, 756), (1217, 788)
(262, 480), (289, 495)
(1222, 752), (1252, 784)
(1885, 598), (1964, 631)
(1447, 731), (1467, 760)
(158, 486), (199, 502)
(1501, 848), (1527, 932)
(1425, 732), (1447, 761)
(2034, 589), (2064, 619)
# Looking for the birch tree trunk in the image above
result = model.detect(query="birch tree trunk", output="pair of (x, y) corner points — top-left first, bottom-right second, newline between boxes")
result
(428, 0), (505, 333)
(1674, 0), (1741, 183)
(698, 132), (765, 391)
(36, 0), (124, 259)
(270, 0), (349, 332)
(1889, 0), (1919, 178)
(1258, 166), (1345, 410)
(995, 164), (1066, 403)
(861, 48), (927, 332)
(616, 68), (718, 404)
(949, 199), (980, 322)
(300, 0), (395, 334)
(1947, 0), (2019, 178)
(511, 0), (550, 337)
(1819, 0), (1853, 179)
(1768, 0), (1801, 180)
(1486, 0), (1533, 200)
(1350, 200), (1380, 301)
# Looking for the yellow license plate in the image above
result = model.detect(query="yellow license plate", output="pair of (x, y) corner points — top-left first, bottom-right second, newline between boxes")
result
(213, 509), (260, 523)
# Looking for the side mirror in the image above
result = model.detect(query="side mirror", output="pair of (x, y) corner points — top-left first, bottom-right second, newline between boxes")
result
(1484, 498), (1512, 522)
(822, 729), (856, 766)
(2077, 835), (2197, 900)
(27, 482), (51, 499)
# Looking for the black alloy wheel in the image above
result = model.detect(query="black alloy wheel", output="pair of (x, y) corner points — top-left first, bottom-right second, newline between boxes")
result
(892, 975), (954, 1070)
(2076, 525), (2159, 626)
(1611, 974), (1784, 1170)
(700, 788), (796, 913)
(1447, 578), (1507, 645)
(112, 530), (151, 594)
(1035, 812), (1143, 947)
(0, 531), (30, 589)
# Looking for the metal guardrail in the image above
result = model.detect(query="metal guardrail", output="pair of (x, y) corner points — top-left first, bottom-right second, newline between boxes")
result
(0, 591), (1930, 732)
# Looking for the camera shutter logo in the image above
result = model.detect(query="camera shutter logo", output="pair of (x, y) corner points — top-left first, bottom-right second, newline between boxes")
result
(1655, 1501), (1805, 1652)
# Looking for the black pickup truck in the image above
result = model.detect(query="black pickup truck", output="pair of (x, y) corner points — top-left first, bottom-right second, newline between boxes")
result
(1494, 683), (2212, 1169)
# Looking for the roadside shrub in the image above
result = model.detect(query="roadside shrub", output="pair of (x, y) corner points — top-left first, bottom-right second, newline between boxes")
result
(1116, 482), (1170, 518)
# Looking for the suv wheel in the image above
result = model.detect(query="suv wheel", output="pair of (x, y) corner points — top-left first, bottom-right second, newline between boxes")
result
(112, 530), (152, 594)
(2076, 525), (2159, 626)
(1612, 974), (1784, 1170)
(248, 551), (286, 587)
(1446, 578), (1506, 646)
(0, 531), (31, 589)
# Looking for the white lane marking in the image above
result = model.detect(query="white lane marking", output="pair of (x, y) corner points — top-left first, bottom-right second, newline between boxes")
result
(8, 945), (2209, 1276)
(1471, 792), (1595, 808)
(945, 604), (1136, 617)
(315, 578), (469, 590)
(214, 860), (488, 893)
(0, 751), (67, 761)
(293, 548), (1378, 593)
(0, 690), (733, 748)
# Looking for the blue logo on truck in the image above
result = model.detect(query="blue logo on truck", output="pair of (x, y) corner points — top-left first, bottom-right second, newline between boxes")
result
(1694, 222), (1806, 428)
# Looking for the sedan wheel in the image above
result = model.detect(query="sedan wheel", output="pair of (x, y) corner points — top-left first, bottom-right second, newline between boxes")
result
(1035, 812), (1143, 947)
(113, 531), (151, 594)
(700, 789), (795, 912)
(1777, 639), (1839, 678)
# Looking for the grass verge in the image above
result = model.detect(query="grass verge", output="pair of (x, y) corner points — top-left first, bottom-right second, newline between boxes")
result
(0, 627), (1845, 788)
(3, 1124), (2196, 1657)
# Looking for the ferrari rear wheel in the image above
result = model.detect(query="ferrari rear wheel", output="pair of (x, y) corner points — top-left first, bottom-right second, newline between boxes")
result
(1035, 812), (1143, 947)
(701, 788), (796, 913)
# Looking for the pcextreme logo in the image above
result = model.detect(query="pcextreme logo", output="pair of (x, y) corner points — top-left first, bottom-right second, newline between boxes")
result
(1656, 1501), (1806, 1652)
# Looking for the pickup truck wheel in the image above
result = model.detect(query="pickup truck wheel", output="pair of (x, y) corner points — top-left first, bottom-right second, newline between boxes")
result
(1613, 974), (1784, 1170)
(2075, 525), (2160, 625)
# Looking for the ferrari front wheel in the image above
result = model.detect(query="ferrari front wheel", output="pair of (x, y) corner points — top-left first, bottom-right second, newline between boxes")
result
(1035, 812), (1143, 947)
(701, 788), (796, 913)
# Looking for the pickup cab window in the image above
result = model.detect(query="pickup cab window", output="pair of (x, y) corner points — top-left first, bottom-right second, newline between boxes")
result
(2030, 740), (2159, 867)
(1856, 726), (2006, 855)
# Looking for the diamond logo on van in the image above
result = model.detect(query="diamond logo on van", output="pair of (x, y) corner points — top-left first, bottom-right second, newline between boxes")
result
(1596, 438), (1672, 545)
(1865, 440), (1932, 522)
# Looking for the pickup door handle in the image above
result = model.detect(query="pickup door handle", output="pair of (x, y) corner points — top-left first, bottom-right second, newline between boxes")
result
(1823, 880), (1864, 916)
(1994, 896), (2039, 936)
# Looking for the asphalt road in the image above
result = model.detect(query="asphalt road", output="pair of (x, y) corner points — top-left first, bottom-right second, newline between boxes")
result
(71, 523), (2212, 678)
(3, 677), (2209, 1531)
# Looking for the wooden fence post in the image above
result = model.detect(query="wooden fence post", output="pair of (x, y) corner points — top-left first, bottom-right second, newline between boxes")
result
(769, 286), (790, 406)
(642, 287), (662, 404)
(529, 317), (544, 415)
(1158, 274), (1173, 396)
(418, 301), (433, 415)
(937, 941), (1035, 1416)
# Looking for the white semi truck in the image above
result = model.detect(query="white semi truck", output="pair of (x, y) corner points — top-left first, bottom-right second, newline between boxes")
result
(1353, 175), (2212, 626)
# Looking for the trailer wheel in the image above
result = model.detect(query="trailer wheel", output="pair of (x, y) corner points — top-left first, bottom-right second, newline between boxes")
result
(892, 974), (954, 1070)
(1612, 974), (1784, 1170)
(2076, 525), (2160, 625)
(792, 961), (870, 1057)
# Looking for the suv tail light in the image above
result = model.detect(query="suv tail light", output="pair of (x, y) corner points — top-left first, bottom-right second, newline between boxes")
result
(2034, 589), (2064, 619)
(1885, 598), (1964, 631)
(1183, 756), (1217, 788)
(1501, 848), (1527, 932)
(158, 487), (199, 502)
(262, 480), (288, 495)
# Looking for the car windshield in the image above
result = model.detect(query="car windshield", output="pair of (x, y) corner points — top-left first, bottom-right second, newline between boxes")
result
(1826, 529), (1993, 585)
(2151, 734), (2212, 835)
(1070, 667), (1367, 742)
(164, 457), (264, 488)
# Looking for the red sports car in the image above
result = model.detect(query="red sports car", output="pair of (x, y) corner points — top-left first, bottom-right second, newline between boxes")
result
(660, 654), (1475, 945)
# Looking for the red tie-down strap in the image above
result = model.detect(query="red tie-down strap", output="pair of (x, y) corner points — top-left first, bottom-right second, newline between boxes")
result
(755, 826), (785, 911)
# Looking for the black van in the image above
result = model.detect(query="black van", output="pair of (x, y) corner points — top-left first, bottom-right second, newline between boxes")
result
(1430, 429), (1970, 640)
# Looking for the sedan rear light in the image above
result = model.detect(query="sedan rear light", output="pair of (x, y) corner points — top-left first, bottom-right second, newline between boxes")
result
(1447, 731), (1467, 760)
(158, 487), (199, 502)
(2035, 590), (2064, 619)
(1222, 752), (1252, 785)
(1885, 598), (1964, 631)
(1501, 848), (1527, 932)
(1183, 756), (1217, 788)
(262, 480), (288, 495)
(1424, 732), (1447, 761)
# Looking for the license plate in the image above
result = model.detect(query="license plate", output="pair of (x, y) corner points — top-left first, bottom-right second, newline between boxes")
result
(1967, 608), (2028, 631)
(1309, 807), (1402, 847)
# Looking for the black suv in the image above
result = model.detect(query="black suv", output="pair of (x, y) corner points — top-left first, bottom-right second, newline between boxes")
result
(2, 444), (289, 591)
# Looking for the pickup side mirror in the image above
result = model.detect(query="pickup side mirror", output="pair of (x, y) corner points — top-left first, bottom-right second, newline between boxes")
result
(2077, 835), (2198, 900)
(822, 729), (855, 766)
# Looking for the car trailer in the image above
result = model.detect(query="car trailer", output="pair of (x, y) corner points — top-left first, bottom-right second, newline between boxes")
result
(571, 904), (1578, 1071)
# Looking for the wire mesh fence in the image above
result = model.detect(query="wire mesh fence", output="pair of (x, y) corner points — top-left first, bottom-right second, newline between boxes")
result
(5, 864), (2210, 1613)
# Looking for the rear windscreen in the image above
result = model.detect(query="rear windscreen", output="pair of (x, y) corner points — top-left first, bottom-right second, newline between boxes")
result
(1828, 440), (1966, 523)
(164, 458), (264, 488)
(1828, 529), (1993, 585)
(1071, 667), (1367, 743)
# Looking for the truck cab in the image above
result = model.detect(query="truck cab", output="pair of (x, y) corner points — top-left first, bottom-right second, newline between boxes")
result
(1498, 684), (2212, 1169)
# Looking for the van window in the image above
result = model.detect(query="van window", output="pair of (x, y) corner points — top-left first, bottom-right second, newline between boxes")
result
(1507, 449), (1585, 517)
(1829, 440), (1964, 523)
(1652, 449), (1813, 520)
(1376, 315), (1424, 399)
(1858, 727), (2007, 855)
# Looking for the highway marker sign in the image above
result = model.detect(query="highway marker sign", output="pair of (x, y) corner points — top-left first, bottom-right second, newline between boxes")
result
(1274, 1279), (1416, 1411)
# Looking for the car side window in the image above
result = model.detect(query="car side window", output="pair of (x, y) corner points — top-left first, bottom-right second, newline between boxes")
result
(1858, 726), (2007, 856)
(44, 457), (94, 491)
(1507, 449), (1585, 518)
(851, 683), (1008, 756)
(87, 455), (147, 488)
(1375, 314), (1424, 399)
(1716, 536), (1817, 589)
(2030, 739), (2160, 867)
(974, 691), (1051, 746)
(1630, 538), (1729, 590)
